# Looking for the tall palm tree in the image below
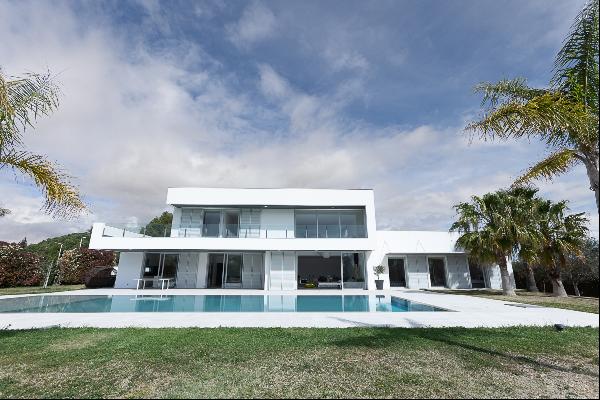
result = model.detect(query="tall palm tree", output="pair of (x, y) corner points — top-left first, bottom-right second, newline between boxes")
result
(535, 200), (588, 297)
(466, 0), (599, 212)
(450, 188), (541, 296)
(0, 70), (85, 218)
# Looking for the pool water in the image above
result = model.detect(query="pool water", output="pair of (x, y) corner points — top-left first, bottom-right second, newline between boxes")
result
(0, 294), (448, 313)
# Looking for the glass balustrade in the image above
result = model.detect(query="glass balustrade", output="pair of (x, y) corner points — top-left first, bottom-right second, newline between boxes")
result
(102, 223), (366, 238)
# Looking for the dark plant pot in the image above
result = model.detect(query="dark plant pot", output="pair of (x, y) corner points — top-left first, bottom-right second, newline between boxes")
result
(375, 280), (384, 290)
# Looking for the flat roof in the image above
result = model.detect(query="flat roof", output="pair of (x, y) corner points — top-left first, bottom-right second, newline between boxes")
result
(166, 187), (375, 207)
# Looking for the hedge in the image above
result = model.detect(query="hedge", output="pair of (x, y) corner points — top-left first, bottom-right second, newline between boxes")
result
(57, 248), (115, 285)
(0, 242), (45, 287)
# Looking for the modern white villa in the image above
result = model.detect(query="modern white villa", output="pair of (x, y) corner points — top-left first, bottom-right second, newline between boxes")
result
(89, 188), (511, 291)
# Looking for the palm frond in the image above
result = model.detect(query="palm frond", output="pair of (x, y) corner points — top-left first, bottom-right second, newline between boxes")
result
(552, 0), (599, 112)
(513, 148), (582, 186)
(466, 91), (589, 147)
(474, 78), (549, 107)
(0, 70), (60, 147)
(0, 150), (86, 219)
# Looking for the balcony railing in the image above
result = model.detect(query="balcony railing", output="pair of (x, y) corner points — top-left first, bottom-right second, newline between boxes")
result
(102, 223), (367, 239)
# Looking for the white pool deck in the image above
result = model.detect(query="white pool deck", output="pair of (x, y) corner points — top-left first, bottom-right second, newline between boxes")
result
(0, 289), (597, 330)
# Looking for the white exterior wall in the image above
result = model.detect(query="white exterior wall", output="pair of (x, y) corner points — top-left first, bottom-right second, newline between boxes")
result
(268, 251), (296, 290)
(176, 252), (200, 288)
(485, 261), (516, 290)
(405, 255), (430, 289)
(114, 252), (144, 288)
(445, 254), (471, 289)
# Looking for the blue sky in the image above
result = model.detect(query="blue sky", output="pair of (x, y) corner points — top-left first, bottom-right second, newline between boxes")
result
(0, 0), (597, 242)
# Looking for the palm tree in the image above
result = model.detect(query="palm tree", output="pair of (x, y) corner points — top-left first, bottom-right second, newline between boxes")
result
(0, 70), (85, 218)
(450, 188), (541, 296)
(466, 0), (599, 212)
(535, 200), (588, 297)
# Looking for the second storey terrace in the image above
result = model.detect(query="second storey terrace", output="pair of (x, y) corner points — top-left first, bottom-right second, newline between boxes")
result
(99, 188), (377, 241)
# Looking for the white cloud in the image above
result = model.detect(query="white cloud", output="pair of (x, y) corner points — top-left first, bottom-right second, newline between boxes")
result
(0, 0), (597, 244)
(227, 1), (277, 48)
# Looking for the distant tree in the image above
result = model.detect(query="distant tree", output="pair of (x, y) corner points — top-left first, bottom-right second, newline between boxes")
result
(0, 69), (86, 218)
(451, 188), (541, 296)
(0, 242), (44, 287)
(57, 248), (115, 285)
(536, 200), (589, 297)
(564, 237), (599, 296)
(466, 0), (599, 212)
(143, 211), (173, 237)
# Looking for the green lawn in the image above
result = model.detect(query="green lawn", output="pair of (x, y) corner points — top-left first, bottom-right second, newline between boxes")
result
(0, 285), (84, 296)
(426, 289), (599, 314)
(0, 327), (597, 398)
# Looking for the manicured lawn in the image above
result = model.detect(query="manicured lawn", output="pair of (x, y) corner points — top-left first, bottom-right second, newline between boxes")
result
(0, 327), (597, 398)
(426, 289), (599, 314)
(0, 285), (84, 297)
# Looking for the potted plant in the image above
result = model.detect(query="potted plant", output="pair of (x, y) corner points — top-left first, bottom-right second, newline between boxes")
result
(373, 265), (385, 290)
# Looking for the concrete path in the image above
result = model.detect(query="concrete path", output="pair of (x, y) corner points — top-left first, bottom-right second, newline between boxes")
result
(1, 289), (597, 329)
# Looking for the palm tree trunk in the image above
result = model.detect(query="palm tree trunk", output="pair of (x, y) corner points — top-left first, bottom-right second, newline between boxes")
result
(525, 263), (539, 292)
(581, 154), (599, 213)
(551, 256), (568, 298)
(497, 254), (516, 296)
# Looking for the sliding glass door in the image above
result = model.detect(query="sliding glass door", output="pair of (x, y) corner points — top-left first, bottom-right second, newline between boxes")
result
(223, 254), (243, 288)
(207, 253), (262, 289)
(428, 257), (447, 287)
(342, 252), (366, 289)
(141, 253), (179, 288)
(388, 258), (406, 287)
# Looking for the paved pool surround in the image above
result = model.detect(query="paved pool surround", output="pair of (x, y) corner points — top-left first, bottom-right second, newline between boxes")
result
(0, 289), (597, 330)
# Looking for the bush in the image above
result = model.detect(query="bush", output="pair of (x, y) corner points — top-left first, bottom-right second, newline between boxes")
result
(0, 242), (45, 287)
(84, 266), (116, 288)
(57, 248), (115, 285)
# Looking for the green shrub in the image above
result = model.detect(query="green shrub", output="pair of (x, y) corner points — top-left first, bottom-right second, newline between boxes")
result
(57, 248), (115, 285)
(0, 242), (45, 287)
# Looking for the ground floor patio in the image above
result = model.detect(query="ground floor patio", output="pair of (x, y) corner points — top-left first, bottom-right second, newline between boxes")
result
(1, 288), (597, 330)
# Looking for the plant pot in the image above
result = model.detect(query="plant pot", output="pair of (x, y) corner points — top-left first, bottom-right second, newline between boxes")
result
(375, 280), (384, 290)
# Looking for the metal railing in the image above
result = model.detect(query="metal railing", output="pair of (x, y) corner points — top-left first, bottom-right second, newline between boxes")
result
(102, 223), (367, 239)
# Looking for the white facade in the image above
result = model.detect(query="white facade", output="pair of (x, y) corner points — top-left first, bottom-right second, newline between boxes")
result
(91, 188), (511, 291)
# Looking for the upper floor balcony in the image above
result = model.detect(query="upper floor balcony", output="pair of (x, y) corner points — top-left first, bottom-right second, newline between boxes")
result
(101, 221), (367, 239)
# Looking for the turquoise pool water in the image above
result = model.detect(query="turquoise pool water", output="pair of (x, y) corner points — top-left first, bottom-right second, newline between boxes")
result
(0, 295), (448, 313)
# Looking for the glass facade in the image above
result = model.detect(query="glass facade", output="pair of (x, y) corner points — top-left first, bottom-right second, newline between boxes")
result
(295, 209), (366, 238)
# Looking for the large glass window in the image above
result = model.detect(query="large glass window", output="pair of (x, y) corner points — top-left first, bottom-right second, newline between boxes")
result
(295, 211), (318, 238)
(342, 252), (365, 289)
(428, 257), (447, 287)
(295, 209), (366, 238)
(143, 253), (161, 278)
(318, 211), (340, 238)
(469, 258), (486, 288)
(339, 210), (365, 238)
(179, 208), (203, 237)
(202, 211), (221, 237)
(223, 211), (240, 238)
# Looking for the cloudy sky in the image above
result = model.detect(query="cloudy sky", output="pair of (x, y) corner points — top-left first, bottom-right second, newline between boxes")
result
(0, 0), (597, 243)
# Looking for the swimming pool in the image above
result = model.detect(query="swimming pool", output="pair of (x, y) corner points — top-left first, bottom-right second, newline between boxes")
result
(0, 294), (449, 313)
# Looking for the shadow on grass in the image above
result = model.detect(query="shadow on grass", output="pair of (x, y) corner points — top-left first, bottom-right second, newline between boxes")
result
(330, 328), (599, 378)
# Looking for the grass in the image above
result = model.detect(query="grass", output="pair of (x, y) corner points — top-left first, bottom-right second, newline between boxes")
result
(426, 289), (599, 314)
(0, 327), (598, 398)
(0, 285), (84, 297)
